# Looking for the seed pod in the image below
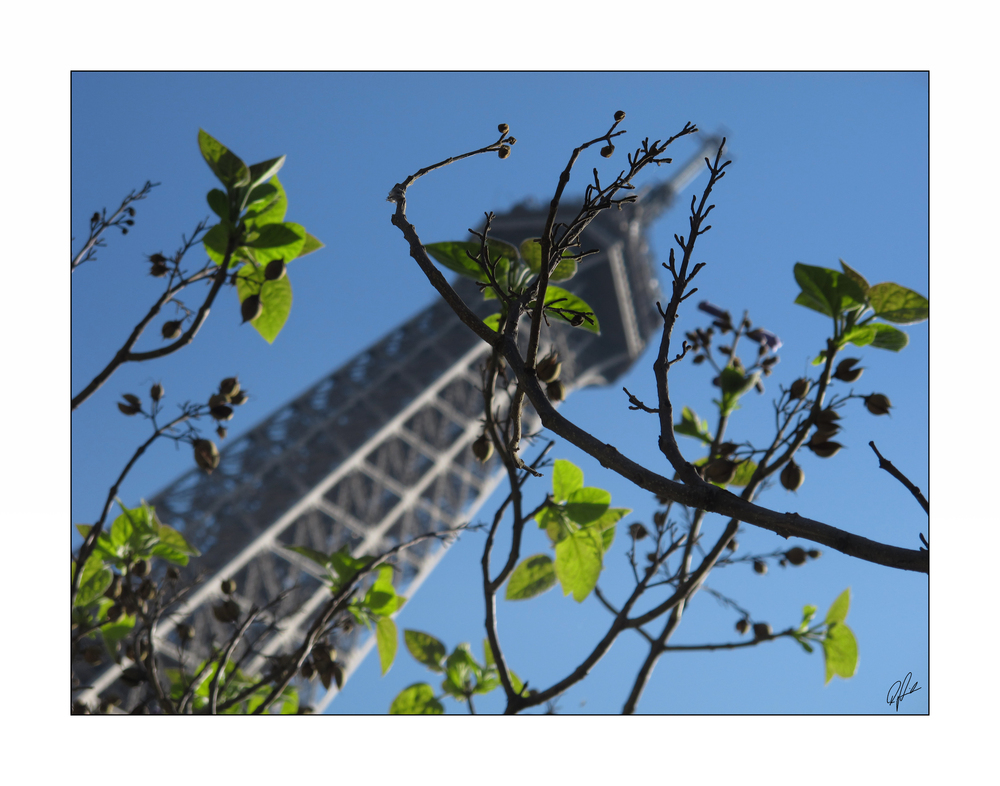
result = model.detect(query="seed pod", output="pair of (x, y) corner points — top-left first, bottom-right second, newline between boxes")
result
(264, 259), (286, 281)
(221, 579), (237, 595)
(652, 510), (668, 528)
(780, 460), (804, 491)
(498, 123), (509, 134)
(815, 407), (841, 426)
(117, 399), (141, 416)
(161, 320), (183, 340)
(834, 357), (864, 382)
(216, 425), (228, 439)
(208, 393), (229, 409)
(812, 422), (841, 441)
(736, 619), (750, 635)
(106, 604), (124, 622)
(139, 579), (157, 600)
(120, 666), (146, 687)
(628, 523), (648, 540)
(229, 390), (249, 405)
(241, 294), (263, 323)
(753, 560), (767, 575)
(614, 110), (626, 122)
(753, 622), (772, 639)
(471, 434), (493, 463)
(727, 539), (739, 552)
(703, 459), (738, 485)
(808, 441), (843, 458)
(864, 393), (892, 416)
(91, 212), (101, 224)
(498, 145), (511, 159)
(177, 624), (195, 643)
(149, 253), (166, 264)
(166, 567), (180, 581)
(210, 404), (234, 421)
(546, 380), (566, 402)
(536, 352), (562, 383)
(104, 575), (122, 600)
(193, 439), (220, 473)
(212, 599), (240, 624)
(569, 314), (586, 327)
(150, 383), (164, 402)
(301, 660), (315, 680)
(789, 378), (811, 400)
(150, 261), (169, 278)
(807, 549), (822, 559)
(507, 137), (517, 145)
(82, 646), (104, 666)
(786, 546), (807, 566)
(131, 558), (149, 578)
(716, 442), (738, 457)
(219, 376), (240, 400)
(600, 145), (615, 158)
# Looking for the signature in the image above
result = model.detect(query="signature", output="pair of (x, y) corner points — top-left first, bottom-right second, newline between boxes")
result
(886, 672), (922, 711)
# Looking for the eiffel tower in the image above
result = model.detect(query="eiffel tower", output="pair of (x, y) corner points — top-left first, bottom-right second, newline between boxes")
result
(77, 137), (722, 713)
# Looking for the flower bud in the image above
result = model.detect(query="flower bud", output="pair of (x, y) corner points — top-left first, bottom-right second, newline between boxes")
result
(785, 547), (807, 566)
(807, 441), (843, 458)
(498, 145), (511, 159)
(833, 357), (864, 382)
(753, 622), (772, 639)
(264, 259), (286, 281)
(150, 383), (164, 402)
(628, 523), (648, 540)
(241, 294), (263, 323)
(789, 378), (811, 400)
(161, 320), (183, 340)
(471, 434), (493, 463)
(864, 393), (892, 416)
(600, 145), (615, 158)
(536, 352), (561, 383)
(193, 438), (220, 473)
(780, 460), (804, 491)
(546, 380), (566, 402)
(753, 560), (767, 575)
(91, 212), (101, 224)
(614, 110), (626, 122)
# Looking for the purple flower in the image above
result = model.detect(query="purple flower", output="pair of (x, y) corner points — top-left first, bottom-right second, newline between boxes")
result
(746, 327), (782, 352)
(697, 301), (730, 320)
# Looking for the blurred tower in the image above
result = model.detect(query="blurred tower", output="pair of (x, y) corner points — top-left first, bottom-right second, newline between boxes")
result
(78, 137), (721, 713)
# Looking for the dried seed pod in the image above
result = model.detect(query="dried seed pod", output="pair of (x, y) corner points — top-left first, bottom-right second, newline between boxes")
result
(600, 145), (615, 158)
(221, 579), (237, 595)
(177, 624), (195, 642)
(229, 390), (249, 405)
(808, 441), (843, 458)
(150, 383), (164, 402)
(241, 294), (263, 323)
(131, 558), (149, 578)
(166, 567), (180, 581)
(498, 145), (511, 159)
(652, 510), (668, 528)
(210, 404), (234, 421)
(736, 619), (750, 635)
(727, 539), (739, 552)
(212, 599), (240, 623)
(82, 646), (104, 666)
(139, 579), (157, 600)
(216, 425), (228, 439)
(812, 422), (841, 441)
(117, 396), (141, 416)
(150, 261), (169, 278)
(264, 259), (286, 281)
(716, 442), (738, 457)
(498, 123), (509, 134)
(161, 320), (183, 340)
(569, 314), (586, 327)
(703, 459), (738, 485)
(104, 575), (122, 600)
(753, 622), (772, 639)
(301, 660), (315, 680)
(471, 434), (493, 463)
(780, 460), (804, 491)
(864, 393), (892, 416)
(786, 546), (807, 566)
(789, 378), (811, 400)
(208, 393), (229, 409)
(106, 604), (124, 622)
(628, 523), (648, 540)
(546, 380), (566, 402)
(193, 438), (220, 473)
(833, 357), (864, 382)
(614, 110), (626, 122)
(815, 407), (841, 426)
(536, 352), (562, 383)
(220, 377), (240, 398)
(753, 560), (767, 575)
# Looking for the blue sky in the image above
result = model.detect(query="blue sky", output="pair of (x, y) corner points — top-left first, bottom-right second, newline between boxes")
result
(71, 72), (928, 715)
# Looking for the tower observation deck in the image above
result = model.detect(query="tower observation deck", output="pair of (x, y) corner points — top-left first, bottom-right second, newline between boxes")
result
(78, 137), (722, 713)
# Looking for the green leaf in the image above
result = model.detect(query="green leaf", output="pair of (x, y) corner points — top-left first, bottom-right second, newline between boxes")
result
(793, 263), (868, 317)
(425, 240), (514, 289)
(327, 547), (375, 586)
(554, 527), (604, 602)
(203, 223), (235, 267)
(483, 313), (502, 332)
(74, 553), (113, 607)
(565, 487), (611, 525)
(519, 238), (578, 282)
(236, 263), (293, 344)
(198, 129), (250, 189)
(277, 686), (299, 715)
(155, 523), (199, 556)
(505, 554), (557, 600)
(552, 459), (583, 502)
(376, 617), (398, 675)
(537, 286), (600, 334)
(729, 459), (758, 488)
(284, 545), (333, 569)
(674, 406), (714, 444)
(841, 324), (876, 347)
(795, 638), (815, 654)
(244, 221), (306, 264)
(248, 155), (286, 189)
(390, 683), (444, 714)
(869, 323), (909, 351)
(839, 259), (870, 295)
(296, 232), (324, 259)
(244, 180), (286, 228)
(868, 282), (928, 325)
(538, 506), (572, 545)
(442, 644), (478, 698)
(207, 189), (229, 222)
(823, 622), (859, 683)
(404, 630), (447, 672)
(100, 612), (135, 654)
(825, 588), (851, 625)
(800, 604), (818, 631)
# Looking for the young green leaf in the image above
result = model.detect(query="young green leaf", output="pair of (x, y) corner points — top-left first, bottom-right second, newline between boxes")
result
(198, 129), (250, 189)
(868, 282), (928, 324)
(376, 616), (398, 675)
(554, 527), (604, 602)
(535, 286), (601, 334)
(505, 554), (557, 600)
(519, 237), (579, 282)
(243, 222), (306, 264)
(248, 155), (286, 189)
(538, 505), (572, 545)
(74, 553), (114, 607)
(404, 630), (447, 672)
(552, 459), (584, 502)
(793, 263), (868, 317)
(825, 588), (851, 626)
(390, 683), (445, 714)
(284, 545), (333, 569)
(841, 324), (876, 347)
(207, 189), (229, 222)
(425, 240), (514, 288)
(674, 406), (714, 444)
(823, 621), (859, 683)
(236, 263), (293, 344)
(296, 232), (324, 259)
(869, 322), (909, 352)
(565, 487), (611, 525)
(839, 259), (870, 295)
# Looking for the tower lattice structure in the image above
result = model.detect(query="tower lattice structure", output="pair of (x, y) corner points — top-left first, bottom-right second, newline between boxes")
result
(78, 138), (720, 713)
